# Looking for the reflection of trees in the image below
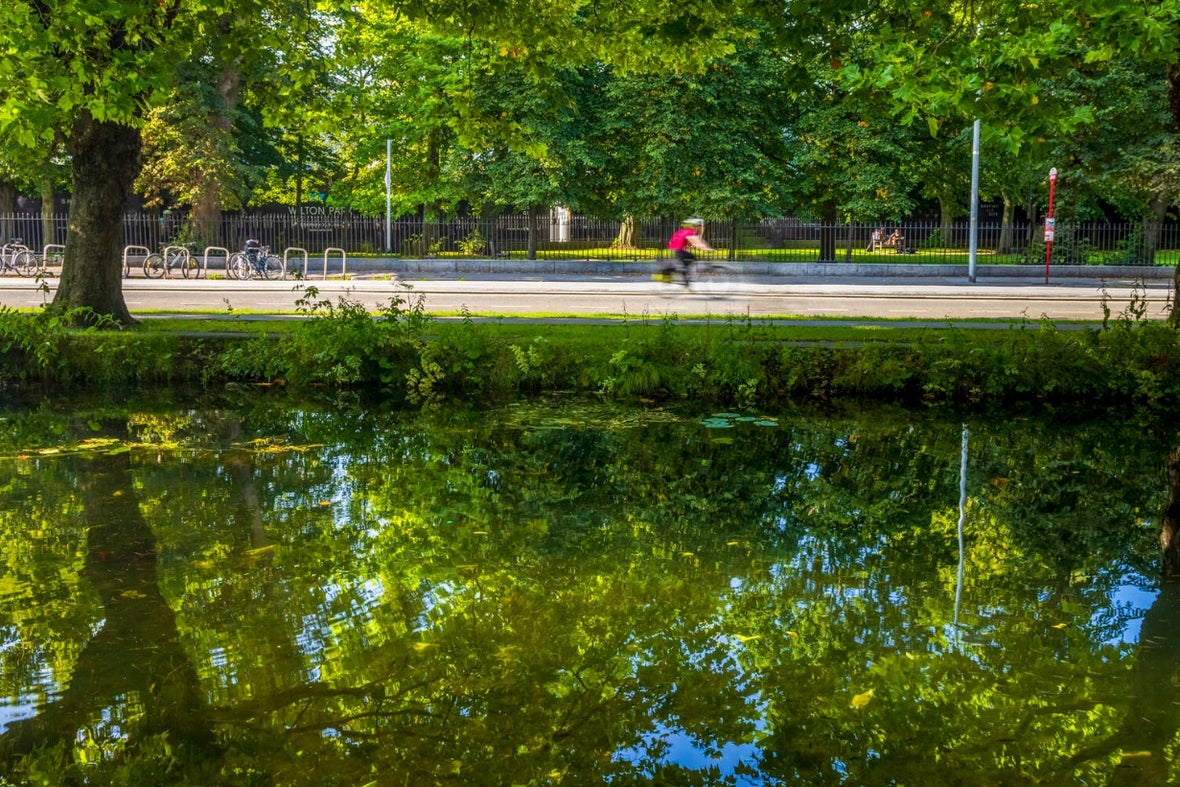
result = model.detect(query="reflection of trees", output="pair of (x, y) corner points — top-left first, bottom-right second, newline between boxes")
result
(1061, 444), (1180, 783)
(0, 450), (217, 776)
(1, 398), (1177, 783)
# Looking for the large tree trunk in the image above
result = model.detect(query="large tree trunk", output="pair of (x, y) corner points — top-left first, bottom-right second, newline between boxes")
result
(52, 112), (140, 325)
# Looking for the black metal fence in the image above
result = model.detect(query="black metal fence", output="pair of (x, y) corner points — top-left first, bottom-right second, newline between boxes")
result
(1, 211), (1177, 266)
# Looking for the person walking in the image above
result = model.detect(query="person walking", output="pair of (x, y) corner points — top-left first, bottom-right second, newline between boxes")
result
(660, 218), (713, 286)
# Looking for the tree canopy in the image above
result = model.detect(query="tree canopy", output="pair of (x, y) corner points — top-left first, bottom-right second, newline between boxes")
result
(3, 0), (1180, 320)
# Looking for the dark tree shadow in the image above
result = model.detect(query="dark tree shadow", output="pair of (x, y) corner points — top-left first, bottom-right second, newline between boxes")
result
(0, 450), (218, 772)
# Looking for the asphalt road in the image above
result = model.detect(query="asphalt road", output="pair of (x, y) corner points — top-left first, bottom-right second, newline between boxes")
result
(0, 270), (1172, 323)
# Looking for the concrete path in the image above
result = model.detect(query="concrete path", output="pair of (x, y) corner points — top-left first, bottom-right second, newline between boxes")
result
(0, 263), (1172, 322)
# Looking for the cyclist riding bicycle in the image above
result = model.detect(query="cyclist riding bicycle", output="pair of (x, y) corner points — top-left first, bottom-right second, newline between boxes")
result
(658, 218), (713, 286)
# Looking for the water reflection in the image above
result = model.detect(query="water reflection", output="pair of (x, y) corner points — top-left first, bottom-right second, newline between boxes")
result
(0, 395), (1172, 784)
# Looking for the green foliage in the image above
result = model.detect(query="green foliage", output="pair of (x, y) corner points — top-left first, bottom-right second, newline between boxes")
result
(921, 228), (947, 249)
(4, 305), (1180, 414)
(457, 228), (487, 257)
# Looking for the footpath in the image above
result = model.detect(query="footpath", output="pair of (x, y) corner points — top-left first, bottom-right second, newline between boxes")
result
(0, 259), (1172, 323)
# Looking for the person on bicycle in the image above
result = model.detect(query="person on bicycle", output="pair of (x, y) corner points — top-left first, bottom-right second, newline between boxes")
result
(660, 218), (713, 285)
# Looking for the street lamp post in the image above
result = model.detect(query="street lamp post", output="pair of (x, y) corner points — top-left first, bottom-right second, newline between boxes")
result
(968, 119), (981, 283)
(385, 139), (393, 253)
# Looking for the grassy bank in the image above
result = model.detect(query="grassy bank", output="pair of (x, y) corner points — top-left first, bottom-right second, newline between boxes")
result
(1, 294), (1178, 412)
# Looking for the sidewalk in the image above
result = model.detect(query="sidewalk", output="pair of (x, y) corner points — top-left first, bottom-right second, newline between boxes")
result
(0, 259), (1170, 322)
(318, 256), (1175, 286)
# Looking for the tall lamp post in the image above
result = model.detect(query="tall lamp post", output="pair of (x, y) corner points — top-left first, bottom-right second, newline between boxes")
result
(385, 139), (393, 253)
(968, 118), (981, 283)
(1043, 168), (1057, 284)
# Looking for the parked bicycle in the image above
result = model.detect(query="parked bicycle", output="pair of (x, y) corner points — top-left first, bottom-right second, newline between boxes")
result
(0, 238), (38, 277)
(227, 240), (284, 280)
(143, 245), (198, 279)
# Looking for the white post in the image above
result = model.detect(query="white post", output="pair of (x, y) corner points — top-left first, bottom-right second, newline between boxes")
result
(385, 139), (392, 252)
(968, 119), (980, 283)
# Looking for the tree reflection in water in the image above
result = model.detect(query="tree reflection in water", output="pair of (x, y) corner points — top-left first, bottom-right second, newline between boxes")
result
(0, 397), (1173, 784)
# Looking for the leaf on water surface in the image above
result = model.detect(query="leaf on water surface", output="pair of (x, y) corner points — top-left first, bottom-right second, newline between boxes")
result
(851, 689), (874, 709)
(701, 418), (734, 429)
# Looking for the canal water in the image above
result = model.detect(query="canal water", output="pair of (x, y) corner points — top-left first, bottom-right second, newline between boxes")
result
(0, 392), (1173, 784)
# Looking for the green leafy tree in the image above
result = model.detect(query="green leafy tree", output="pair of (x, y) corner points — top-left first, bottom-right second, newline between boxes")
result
(0, 0), (212, 323)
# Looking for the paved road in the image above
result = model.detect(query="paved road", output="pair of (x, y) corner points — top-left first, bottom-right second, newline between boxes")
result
(0, 270), (1172, 322)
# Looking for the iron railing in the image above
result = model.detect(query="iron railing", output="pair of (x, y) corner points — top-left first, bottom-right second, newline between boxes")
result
(0, 212), (1176, 266)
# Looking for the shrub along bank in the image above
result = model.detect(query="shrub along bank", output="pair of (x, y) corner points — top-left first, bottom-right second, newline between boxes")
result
(1, 290), (1179, 412)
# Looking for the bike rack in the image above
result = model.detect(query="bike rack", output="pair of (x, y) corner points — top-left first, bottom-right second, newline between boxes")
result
(285, 247), (309, 279)
(163, 245), (191, 279)
(323, 247), (347, 278)
(202, 246), (229, 279)
(122, 245), (150, 278)
(40, 244), (65, 274)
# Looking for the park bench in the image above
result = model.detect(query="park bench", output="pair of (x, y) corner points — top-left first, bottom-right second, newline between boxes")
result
(867, 230), (905, 253)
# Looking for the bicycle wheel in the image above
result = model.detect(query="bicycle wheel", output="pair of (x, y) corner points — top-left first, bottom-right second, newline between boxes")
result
(167, 249), (193, 279)
(179, 254), (199, 279)
(13, 250), (39, 277)
(263, 255), (285, 280)
(143, 253), (166, 279)
(226, 252), (247, 280)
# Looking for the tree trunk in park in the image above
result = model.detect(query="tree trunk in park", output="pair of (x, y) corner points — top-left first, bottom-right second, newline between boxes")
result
(191, 188), (221, 249)
(526, 204), (541, 260)
(51, 112), (140, 325)
(1141, 193), (1167, 266)
(479, 202), (502, 257)
(612, 215), (636, 249)
(0, 181), (14, 214)
(1024, 202), (1040, 260)
(996, 195), (1014, 255)
(39, 176), (56, 250)
(938, 195), (955, 248)
(817, 203), (839, 262)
